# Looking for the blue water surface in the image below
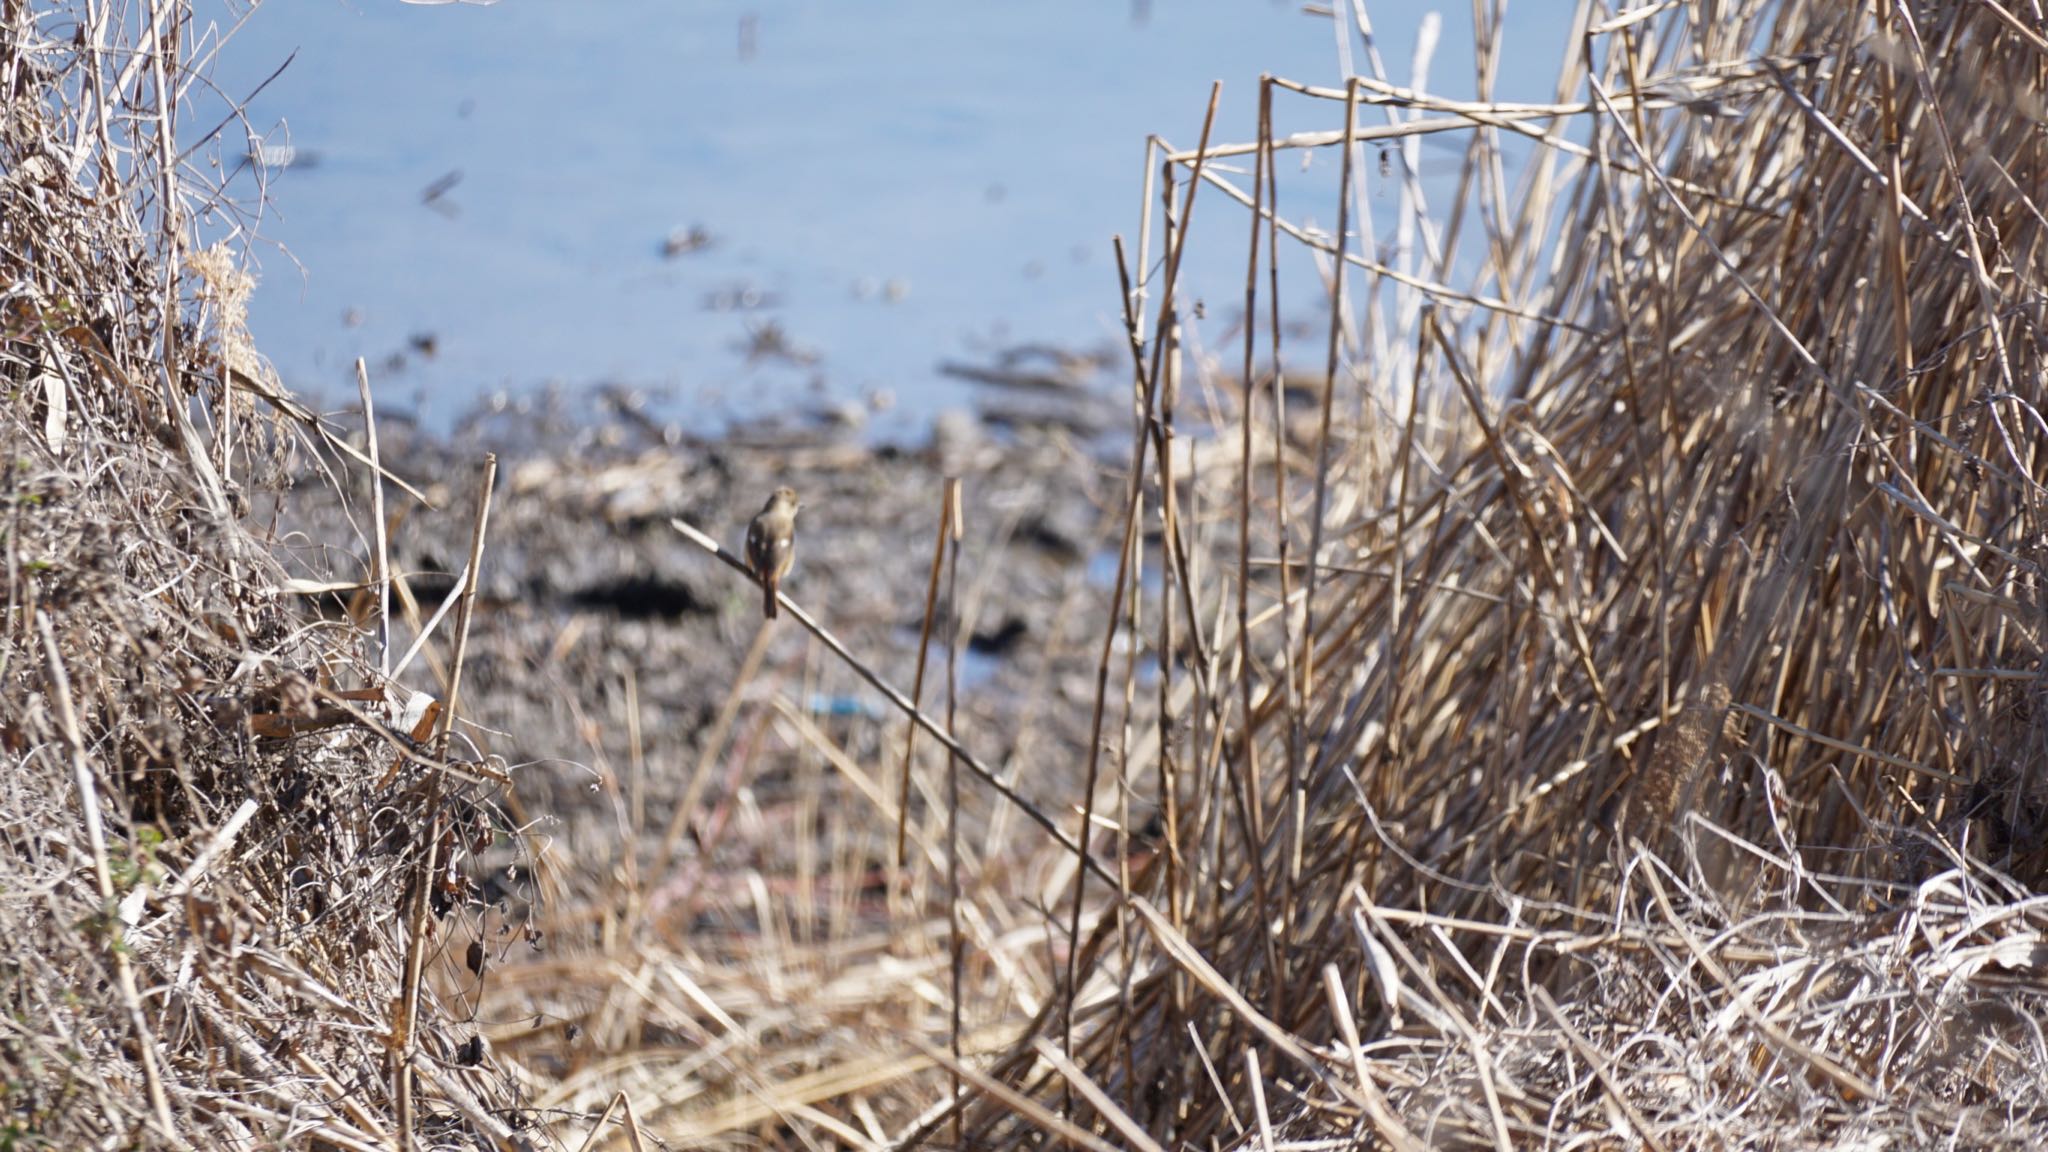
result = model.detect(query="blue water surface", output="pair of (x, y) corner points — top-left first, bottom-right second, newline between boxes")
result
(204, 1), (1581, 436)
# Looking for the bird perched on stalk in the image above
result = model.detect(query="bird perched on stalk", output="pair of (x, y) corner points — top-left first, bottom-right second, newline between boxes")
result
(745, 487), (801, 619)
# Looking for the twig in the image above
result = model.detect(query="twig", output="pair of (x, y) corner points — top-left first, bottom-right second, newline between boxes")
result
(668, 516), (1113, 887)
(897, 484), (952, 871)
(356, 358), (391, 677)
(1321, 964), (1426, 1152)
(943, 476), (966, 1151)
(162, 797), (260, 899)
(1242, 1048), (1275, 1152)
(400, 452), (495, 1151)
(435, 452), (497, 757)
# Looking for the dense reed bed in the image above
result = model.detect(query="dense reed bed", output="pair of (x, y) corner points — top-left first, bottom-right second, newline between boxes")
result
(954, 1), (2048, 1147)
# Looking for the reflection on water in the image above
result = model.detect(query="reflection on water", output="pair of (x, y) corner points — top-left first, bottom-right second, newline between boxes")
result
(209, 1), (1573, 435)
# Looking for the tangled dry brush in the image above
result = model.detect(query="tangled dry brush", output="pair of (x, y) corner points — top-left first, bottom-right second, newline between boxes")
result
(2, 3), (531, 1149)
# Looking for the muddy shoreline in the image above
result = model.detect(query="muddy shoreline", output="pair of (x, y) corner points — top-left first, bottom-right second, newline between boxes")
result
(277, 401), (1143, 911)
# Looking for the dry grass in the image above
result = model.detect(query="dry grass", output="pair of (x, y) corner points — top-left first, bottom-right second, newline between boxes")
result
(11, 0), (2048, 1150)
(2, 4), (530, 1148)
(508, 1), (2048, 1148)
(932, 1), (2048, 1147)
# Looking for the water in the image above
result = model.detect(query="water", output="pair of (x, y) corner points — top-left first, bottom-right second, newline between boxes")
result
(206, 1), (1582, 437)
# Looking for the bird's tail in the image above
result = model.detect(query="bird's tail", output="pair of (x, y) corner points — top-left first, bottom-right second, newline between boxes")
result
(763, 574), (779, 620)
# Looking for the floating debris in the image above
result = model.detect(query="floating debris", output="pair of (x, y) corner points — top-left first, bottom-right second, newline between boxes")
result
(737, 318), (817, 366)
(661, 224), (714, 259)
(421, 168), (463, 216)
(939, 342), (1112, 394)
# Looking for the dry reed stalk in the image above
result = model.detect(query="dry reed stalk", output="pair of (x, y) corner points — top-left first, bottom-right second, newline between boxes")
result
(919, 3), (2048, 1150)
(895, 482), (953, 874)
(399, 451), (498, 1150)
(357, 357), (393, 677)
(941, 476), (966, 1150)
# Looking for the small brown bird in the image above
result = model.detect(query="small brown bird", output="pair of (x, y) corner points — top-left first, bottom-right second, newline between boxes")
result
(744, 487), (801, 619)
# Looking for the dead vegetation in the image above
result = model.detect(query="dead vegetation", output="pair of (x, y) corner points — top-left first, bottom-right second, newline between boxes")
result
(510, 2), (2048, 1148)
(9, 0), (2048, 1150)
(2, 3), (530, 1149)
(433, 1), (2048, 1148)
(932, 2), (2048, 1147)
